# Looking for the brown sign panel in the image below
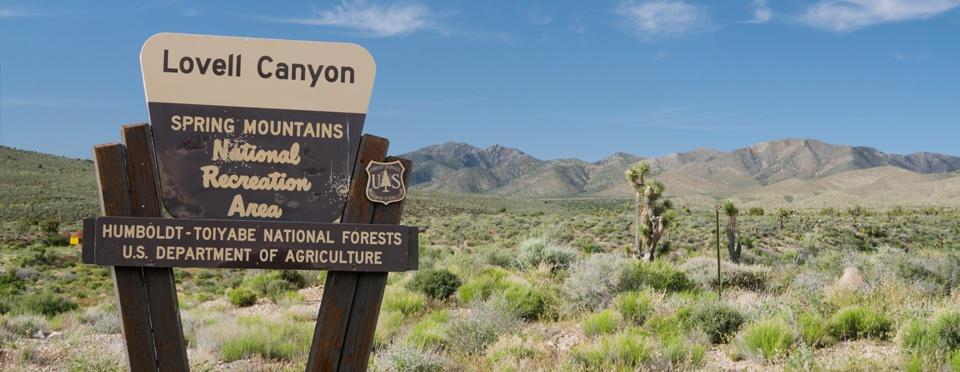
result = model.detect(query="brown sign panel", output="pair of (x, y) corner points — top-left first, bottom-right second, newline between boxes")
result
(366, 160), (407, 205)
(140, 33), (376, 222)
(82, 217), (417, 272)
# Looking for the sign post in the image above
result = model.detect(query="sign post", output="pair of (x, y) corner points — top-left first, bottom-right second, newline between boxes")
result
(85, 33), (416, 371)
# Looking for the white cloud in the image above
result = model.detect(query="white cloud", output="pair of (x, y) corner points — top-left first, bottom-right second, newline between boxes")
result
(749, 0), (772, 23)
(616, 1), (710, 39)
(0, 7), (34, 18)
(527, 7), (554, 25)
(801, 0), (960, 31)
(281, 1), (436, 37)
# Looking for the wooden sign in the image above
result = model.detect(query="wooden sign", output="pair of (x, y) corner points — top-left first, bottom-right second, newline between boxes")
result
(81, 216), (418, 271)
(140, 33), (376, 222)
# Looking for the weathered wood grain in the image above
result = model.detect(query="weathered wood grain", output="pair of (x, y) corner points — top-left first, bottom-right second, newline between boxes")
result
(122, 124), (189, 371)
(307, 135), (389, 372)
(94, 143), (159, 371)
(337, 157), (412, 372)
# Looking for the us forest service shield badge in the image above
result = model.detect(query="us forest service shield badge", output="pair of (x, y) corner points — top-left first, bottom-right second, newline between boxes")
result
(366, 160), (407, 205)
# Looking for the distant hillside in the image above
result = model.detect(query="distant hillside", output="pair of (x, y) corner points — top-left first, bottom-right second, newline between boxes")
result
(0, 145), (99, 222)
(2, 138), (959, 223)
(401, 138), (960, 206)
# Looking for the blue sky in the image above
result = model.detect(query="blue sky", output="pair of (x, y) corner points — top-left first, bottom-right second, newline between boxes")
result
(1, 0), (958, 161)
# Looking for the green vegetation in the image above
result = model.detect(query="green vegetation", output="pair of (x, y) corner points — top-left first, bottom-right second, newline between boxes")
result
(737, 321), (795, 361)
(407, 268), (462, 300)
(5, 169), (960, 369)
(615, 290), (653, 324)
(691, 303), (746, 344)
(828, 306), (892, 341)
(226, 287), (257, 307)
(582, 309), (622, 337)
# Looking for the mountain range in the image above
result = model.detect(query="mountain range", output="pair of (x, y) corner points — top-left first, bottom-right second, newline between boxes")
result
(400, 138), (960, 207)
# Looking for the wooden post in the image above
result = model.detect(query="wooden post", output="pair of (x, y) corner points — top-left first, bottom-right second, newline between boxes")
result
(715, 209), (722, 301)
(93, 124), (188, 371)
(338, 157), (412, 371)
(307, 136), (412, 372)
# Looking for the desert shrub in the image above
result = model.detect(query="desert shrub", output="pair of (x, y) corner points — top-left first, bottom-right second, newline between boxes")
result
(1, 314), (47, 338)
(502, 285), (546, 321)
(563, 253), (629, 313)
(457, 269), (508, 303)
(797, 313), (834, 348)
(383, 289), (427, 317)
(828, 306), (892, 341)
(747, 207), (764, 216)
(243, 271), (298, 303)
(447, 299), (521, 355)
(78, 306), (120, 334)
(690, 304), (745, 344)
(515, 237), (576, 270)
(278, 270), (309, 289)
(898, 254), (960, 295)
(374, 343), (447, 372)
(616, 290), (654, 325)
(900, 319), (939, 355)
(582, 309), (622, 337)
(681, 257), (770, 291)
(226, 287), (257, 307)
(374, 310), (405, 348)
(932, 312), (960, 350)
(661, 337), (706, 369)
(407, 269), (462, 300)
(571, 329), (653, 369)
(17, 291), (77, 316)
(737, 321), (795, 361)
(620, 260), (695, 293)
(219, 316), (312, 361)
(406, 310), (450, 349)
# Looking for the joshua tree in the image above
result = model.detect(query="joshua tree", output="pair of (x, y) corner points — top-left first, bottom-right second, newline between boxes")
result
(625, 162), (674, 261)
(722, 200), (742, 263)
(775, 208), (790, 230)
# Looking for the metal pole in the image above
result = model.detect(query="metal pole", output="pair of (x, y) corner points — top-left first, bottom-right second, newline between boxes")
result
(716, 209), (722, 301)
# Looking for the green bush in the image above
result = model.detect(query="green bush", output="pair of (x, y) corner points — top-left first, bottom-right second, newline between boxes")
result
(620, 261), (695, 293)
(374, 343), (447, 372)
(662, 337), (706, 368)
(407, 269), (462, 300)
(405, 310), (450, 349)
(458, 279), (492, 304)
(515, 237), (576, 270)
(900, 319), (938, 355)
(1, 314), (48, 337)
(17, 291), (77, 316)
(226, 287), (257, 307)
(615, 291), (653, 325)
(383, 290), (427, 317)
(797, 313), (834, 348)
(571, 329), (652, 369)
(828, 306), (892, 341)
(737, 321), (795, 361)
(278, 270), (308, 289)
(582, 310), (622, 337)
(220, 316), (312, 361)
(931, 311), (960, 350)
(502, 285), (546, 321)
(690, 304), (745, 344)
(447, 299), (520, 355)
(563, 253), (629, 313)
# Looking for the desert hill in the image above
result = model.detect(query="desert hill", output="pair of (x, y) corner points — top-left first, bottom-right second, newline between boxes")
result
(401, 138), (960, 206)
